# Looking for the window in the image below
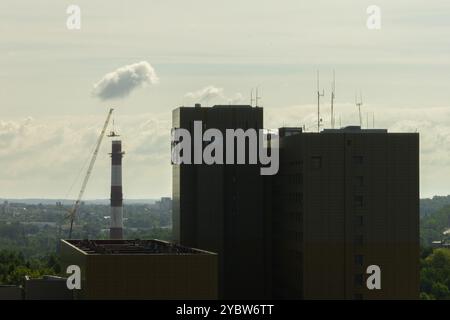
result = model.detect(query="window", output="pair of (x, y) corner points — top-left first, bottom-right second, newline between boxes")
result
(354, 254), (364, 266)
(311, 156), (322, 169)
(354, 274), (364, 286)
(354, 195), (364, 208)
(355, 215), (364, 227)
(354, 235), (364, 246)
(295, 231), (303, 243)
(353, 155), (364, 165)
(296, 173), (303, 185)
(297, 212), (303, 224)
(354, 176), (364, 187)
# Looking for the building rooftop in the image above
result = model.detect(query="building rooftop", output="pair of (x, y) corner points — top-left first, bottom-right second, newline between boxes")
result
(278, 126), (390, 138)
(176, 104), (254, 110)
(322, 126), (387, 133)
(63, 239), (212, 255)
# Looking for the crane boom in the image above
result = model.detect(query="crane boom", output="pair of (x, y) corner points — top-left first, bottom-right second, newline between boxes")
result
(68, 108), (114, 238)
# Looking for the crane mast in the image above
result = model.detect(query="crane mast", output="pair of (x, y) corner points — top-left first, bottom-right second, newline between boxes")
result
(68, 108), (114, 238)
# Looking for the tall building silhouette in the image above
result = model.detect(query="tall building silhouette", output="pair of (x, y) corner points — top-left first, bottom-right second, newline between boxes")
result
(172, 104), (272, 299)
(172, 103), (419, 300)
(272, 126), (419, 299)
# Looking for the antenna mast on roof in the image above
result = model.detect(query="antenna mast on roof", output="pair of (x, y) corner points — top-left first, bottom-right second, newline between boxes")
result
(255, 87), (261, 107)
(250, 89), (254, 107)
(331, 70), (336, 129)
(356, 92), (363, 128)
(317, 71), (325, 132)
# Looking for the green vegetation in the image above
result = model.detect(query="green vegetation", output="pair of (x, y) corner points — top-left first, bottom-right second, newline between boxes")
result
(0, 201), (172, 285)
(420, 195), (450, 217)
(0, 250), (60, 285)
(0, 198), (449, 299)
(420, 204), (450, 247)
(420, 247), (450, 300)
(417, 197), (450, 300)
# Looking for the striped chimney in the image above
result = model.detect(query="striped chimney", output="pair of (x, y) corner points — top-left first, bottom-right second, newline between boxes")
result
(110, 140), (124, 239)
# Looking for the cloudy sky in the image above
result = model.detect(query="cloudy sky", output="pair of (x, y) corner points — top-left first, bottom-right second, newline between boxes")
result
(1, 0), (450, 199)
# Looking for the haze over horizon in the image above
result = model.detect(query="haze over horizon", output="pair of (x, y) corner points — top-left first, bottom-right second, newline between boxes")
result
(1, 0), (450, 199)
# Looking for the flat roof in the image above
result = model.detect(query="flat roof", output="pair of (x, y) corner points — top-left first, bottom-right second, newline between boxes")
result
(62, 239), (214, 255)
(279, 126), (391, 136)
(174, 104), (255, 111)
(322, 126), (387, 133)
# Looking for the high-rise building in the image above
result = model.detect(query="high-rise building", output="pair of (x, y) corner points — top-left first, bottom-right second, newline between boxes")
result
(172, 104), (272, 299)
(272, 126), (419, 299)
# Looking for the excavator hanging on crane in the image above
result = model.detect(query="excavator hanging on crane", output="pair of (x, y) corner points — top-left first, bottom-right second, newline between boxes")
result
(67, 108), (114, 239)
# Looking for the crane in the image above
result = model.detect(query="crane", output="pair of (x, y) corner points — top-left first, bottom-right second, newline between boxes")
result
(67, 108), (114, 238)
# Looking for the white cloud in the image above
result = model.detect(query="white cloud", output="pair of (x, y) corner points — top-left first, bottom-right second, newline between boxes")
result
(92, 61), (159, 100)
(0, 113), (171, 199)
(227, 92), (244, 104)
(185, 85), (224, 102)
(184, 86), (245, 105)
(1, 105), (450, 199)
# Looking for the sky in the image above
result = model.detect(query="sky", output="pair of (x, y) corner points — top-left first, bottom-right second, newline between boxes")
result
(1, 0), (450, 199)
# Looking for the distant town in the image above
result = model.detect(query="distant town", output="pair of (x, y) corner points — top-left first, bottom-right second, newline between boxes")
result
(0, 197), (172, 257)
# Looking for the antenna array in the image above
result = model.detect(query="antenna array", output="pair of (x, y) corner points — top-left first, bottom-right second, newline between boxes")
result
(317, 71), (325, 132)
(250, 87), (261, 107)
(356, 92), (363, 128)
(255, 87), (261, 107)
(331, 70), (336, 129)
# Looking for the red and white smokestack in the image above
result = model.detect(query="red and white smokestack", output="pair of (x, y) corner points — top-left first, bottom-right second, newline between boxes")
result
(110, 140), (124, 239)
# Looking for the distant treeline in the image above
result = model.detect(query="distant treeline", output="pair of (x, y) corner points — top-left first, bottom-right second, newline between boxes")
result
(420, 196), (450, 247)
(421, 195), (450, 217)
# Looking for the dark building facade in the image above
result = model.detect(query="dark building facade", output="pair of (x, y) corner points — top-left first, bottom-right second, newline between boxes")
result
(273, 126), (420, 299)
(60, 239), (217, 299)
(24, 275), (73, 300)
(172, 104), (272, 299)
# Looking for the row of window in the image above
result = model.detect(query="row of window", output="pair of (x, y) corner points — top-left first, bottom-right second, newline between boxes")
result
(277, 174), (363, 189)
(354, 235), (364, 246)
(278, 173), (303, 185)
(354, 273), (364, 286)
(354, 195), (364, 208)
(280, 192), (303, 204)
(285, 160), (303, 167)
(310, 155), (365, 169)
(285, 230), (304, 243)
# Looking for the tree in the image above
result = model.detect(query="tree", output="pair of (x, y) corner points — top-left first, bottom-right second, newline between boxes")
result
(420, 248), (450, 300)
